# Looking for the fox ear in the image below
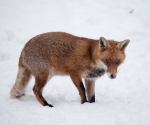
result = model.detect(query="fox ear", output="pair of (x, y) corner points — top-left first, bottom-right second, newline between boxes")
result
(99, 37), (110, 48)
(117, 39), (130, 51)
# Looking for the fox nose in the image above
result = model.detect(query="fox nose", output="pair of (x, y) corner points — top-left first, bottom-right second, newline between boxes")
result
(110, 74), (116, 79)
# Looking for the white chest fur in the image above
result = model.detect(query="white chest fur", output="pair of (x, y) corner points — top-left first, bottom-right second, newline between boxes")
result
(82, 59), (107, 80)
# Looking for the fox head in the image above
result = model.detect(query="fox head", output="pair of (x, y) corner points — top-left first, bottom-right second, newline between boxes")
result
(98, 37), (130, 79)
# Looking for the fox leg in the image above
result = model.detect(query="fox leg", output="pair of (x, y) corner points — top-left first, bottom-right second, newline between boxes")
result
(84, 79), (95, 103)
(33, 76), (53, 107)
(10, 66), (31, 98)
(70, 74), (88, 104)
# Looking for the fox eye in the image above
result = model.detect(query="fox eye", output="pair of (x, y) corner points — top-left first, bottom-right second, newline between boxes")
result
(115, 60), (120, 65)
(105, 60), (110, 65)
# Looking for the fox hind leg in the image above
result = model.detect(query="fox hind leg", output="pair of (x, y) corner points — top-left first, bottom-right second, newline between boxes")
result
(33, 75), (53, 107)
(10, 66), (31, 98)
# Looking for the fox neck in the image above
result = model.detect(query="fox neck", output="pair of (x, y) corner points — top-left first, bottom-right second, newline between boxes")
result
(82, 41), (107, 80)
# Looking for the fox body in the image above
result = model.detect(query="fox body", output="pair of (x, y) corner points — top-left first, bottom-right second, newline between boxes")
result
(10, 32), (130, 107)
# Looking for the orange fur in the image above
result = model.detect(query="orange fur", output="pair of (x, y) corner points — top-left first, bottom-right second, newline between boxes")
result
(10, 32), (130, 107)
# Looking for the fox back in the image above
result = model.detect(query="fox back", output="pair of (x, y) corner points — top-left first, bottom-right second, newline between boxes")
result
(10, 32), (130, 107)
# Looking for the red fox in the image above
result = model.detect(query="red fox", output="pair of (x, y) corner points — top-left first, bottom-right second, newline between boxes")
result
(10, 32), (130, 107)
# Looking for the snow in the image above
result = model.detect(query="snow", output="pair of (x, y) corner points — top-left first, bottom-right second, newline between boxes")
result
(0, 0), (150, 125)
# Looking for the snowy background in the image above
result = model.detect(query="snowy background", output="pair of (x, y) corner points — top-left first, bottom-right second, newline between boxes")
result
(0, 0), (150, 125)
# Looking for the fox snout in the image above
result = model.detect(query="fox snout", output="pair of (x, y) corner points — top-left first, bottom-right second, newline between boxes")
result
(107, 69), (117, 79)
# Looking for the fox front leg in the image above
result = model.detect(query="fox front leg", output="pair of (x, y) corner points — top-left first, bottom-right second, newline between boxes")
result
(85, 79), (95, 103)
(70, 74), (88, 104)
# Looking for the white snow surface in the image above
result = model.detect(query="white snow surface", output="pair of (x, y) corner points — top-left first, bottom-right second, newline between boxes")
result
(0, 0), (150, 125)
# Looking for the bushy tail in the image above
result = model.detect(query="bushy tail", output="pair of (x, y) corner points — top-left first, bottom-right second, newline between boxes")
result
(10, 66), (31, 98)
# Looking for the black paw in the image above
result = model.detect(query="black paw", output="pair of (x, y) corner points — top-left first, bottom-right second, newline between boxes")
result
(81, 99), (88, 104)
(44, 101), (54, 107)
(47, 104), (54, 108)
(44, 103), (54, 108)
(89, 95), (95, 103)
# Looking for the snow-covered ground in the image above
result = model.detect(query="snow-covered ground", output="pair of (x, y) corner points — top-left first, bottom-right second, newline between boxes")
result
(0, 0), (150, 125)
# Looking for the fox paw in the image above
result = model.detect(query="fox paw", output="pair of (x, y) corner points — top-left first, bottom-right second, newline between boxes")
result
(81, 99), (88, 104)
(89, 95), (95, 103)
(44, 102), (54, 108)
